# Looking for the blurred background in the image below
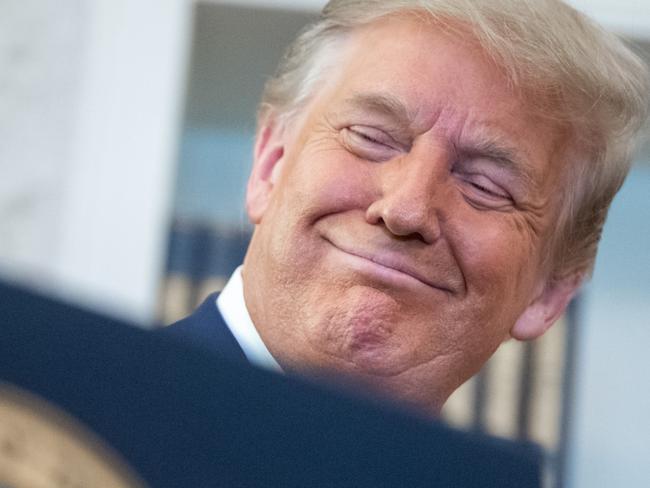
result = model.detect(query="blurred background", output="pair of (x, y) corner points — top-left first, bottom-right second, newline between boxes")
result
(1, 1), (648, 487)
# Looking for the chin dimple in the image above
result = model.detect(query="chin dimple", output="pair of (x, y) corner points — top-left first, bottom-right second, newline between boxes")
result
(308, 285), (411, 375)
(347, 321), (392, 350)
(339, 289), (397, 351)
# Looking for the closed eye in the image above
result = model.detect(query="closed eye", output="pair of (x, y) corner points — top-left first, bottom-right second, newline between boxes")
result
(469, 180), (507, 198)
(351, 128), (384, 144)
(342, 126), (401, 161)
(457, 172), (514, 209)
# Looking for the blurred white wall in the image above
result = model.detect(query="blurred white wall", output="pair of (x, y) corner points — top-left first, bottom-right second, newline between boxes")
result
(0, 0), (191, 323)
(0, 0), (83, 293)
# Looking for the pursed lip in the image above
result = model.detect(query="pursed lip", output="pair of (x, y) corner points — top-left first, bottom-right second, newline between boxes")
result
(324, 237), (455, 294)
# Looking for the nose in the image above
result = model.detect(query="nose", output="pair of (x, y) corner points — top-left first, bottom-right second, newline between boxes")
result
(365, 152), (447, 244)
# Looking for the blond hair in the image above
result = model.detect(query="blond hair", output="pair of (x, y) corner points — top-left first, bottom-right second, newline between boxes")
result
(260, 0), (650, 279)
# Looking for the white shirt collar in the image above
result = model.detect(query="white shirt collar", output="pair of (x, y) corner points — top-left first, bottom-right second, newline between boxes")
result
(216, 266), (282, 372)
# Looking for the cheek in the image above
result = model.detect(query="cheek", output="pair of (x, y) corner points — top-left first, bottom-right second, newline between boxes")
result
(263, 151), (373, 267)
(449, 211), (543, 324)
(288, 151), (376, 218)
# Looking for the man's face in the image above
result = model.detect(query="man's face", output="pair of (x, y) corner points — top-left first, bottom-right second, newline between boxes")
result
(244, 15), (576, 412)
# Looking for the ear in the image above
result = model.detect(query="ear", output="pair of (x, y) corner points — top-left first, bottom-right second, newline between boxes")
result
(246, 115), (286, 224)
(510, 274), (582, 341)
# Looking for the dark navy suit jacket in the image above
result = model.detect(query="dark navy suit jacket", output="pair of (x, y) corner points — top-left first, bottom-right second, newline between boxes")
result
(1, 279), (543, 487)
(161, 293), (248, 363)
(156, 291), (543, 487)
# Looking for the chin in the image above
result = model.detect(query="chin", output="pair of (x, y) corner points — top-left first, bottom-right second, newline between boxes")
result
(305, 285), (415, 374)
(345, 345), (410, 377)
(319, 326), (422, 379)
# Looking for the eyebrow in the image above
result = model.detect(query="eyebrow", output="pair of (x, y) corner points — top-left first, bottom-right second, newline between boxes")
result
(342, 92), (414, 127)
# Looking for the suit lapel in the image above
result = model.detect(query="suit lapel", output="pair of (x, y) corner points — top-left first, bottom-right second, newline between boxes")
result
(161, 293), (247, 362)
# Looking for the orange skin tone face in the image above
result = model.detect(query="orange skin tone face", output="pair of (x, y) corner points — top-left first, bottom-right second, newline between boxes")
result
(243, 15), (578, 414)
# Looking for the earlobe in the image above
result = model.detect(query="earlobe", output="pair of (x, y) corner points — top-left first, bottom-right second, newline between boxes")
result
(510, 274), (582, 341)
(246, 117), (286, 224)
